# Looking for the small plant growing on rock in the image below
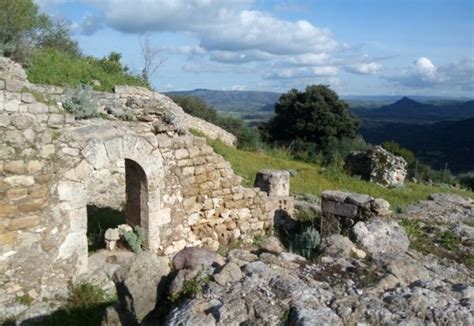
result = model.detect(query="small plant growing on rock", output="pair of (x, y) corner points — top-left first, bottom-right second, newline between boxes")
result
(123, 225), (145, 253)
(15, 294), (33, 306)
(63, 85), (99, 119)
(289, 226), (321, 259)
(163, 111), (176, 124)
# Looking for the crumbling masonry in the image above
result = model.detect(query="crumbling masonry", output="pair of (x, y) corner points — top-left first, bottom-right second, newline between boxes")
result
(0, 57), (293, 317)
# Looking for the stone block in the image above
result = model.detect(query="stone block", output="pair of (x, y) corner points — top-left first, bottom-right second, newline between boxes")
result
(321, 200), (358, 218)
(8, 216), (39, 230)
(4, 175), (34, 187)
(3, 160), (25, 174)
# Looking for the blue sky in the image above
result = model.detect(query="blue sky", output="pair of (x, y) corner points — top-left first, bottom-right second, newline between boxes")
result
(37, 0), (473, 96)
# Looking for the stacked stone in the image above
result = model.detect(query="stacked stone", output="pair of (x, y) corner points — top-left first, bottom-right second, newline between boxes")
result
(345, 146), (407, 187)
(320, 190), (391, 237)
(0, 56), (274, 320)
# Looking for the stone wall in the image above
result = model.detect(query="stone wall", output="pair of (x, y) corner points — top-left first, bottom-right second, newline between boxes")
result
(27, 83), (237, 146)
(0, 57), (274, 319)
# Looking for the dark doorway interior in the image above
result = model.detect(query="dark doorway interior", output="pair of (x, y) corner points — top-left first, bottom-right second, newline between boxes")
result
(125, 159), (148, 228)
(87, 205), (126, 252)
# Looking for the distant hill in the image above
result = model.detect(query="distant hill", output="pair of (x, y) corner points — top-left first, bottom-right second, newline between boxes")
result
(360, 117), (474, 173)
(352, 97), (474, 123)
(165, 89), (281, 113)
(166, 89), (471, 121)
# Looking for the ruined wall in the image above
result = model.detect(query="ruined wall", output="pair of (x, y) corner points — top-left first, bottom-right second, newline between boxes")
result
(27, 83), (237, 146)
(0, 57), (277, 319)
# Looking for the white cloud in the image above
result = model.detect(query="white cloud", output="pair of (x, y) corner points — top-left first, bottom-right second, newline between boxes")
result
(263, 66), (338, 79)
(344, 62), (382, 75)
(231, 85), (248, 91)
(386, 57), (473, 91)
(80, 15), (103, 36)
(86, 1), (339, 58)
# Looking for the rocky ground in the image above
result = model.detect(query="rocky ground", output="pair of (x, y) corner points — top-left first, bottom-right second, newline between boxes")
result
(99, 193), (473, 326)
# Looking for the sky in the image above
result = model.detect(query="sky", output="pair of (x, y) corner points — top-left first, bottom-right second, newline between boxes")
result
(37, 0), (474, 96)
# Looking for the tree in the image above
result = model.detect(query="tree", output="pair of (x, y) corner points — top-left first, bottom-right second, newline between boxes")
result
(140, 36), (167, 86)
(0, 0), (79, 62)
(267, 84), (359, 151)
(0, 0), (48, 56)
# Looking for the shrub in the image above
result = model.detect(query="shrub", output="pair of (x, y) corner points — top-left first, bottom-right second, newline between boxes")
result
(458, 172), (474, 190)
(123, 226), (145, 253)
(289, 226), (321, 259)
(63, 84), (99, 119)
(67, 282), (107, 310)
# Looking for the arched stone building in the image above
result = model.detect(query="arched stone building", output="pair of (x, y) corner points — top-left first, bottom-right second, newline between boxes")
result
(0, 58), (292, 318)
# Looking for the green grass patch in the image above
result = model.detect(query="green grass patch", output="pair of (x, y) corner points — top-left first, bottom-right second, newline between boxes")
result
(32, 282), (116, 326)
(207, 138), (473, 209)
(27, 48), (149, 92)
(401, 219), (473, 268)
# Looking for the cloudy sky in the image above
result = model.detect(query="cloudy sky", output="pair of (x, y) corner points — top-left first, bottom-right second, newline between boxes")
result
(38, 0), (473, 96)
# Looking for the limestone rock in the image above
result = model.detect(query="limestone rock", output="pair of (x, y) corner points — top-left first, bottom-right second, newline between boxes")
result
(320, 234), (354, 258)
(172, 247), (224, 271)
(260, 236), (284, 254)
(227, 249), (258, 267)
(351, 219), (409, 255)
(113, 253), (170, 323)
(345, 145), (407, 187)
(213, 262), (242, 285)
(165, 299), (218, 326)
(288, 306), (342, 326)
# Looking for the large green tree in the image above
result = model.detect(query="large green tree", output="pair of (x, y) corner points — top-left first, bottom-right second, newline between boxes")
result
(0, 0), (79, 60)
(267, 84), (359, 150)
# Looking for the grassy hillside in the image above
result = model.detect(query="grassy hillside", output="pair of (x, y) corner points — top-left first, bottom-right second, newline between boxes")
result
(206, 137), (473, 210)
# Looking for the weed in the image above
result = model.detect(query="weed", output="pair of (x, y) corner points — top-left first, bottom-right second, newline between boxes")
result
(253, 234), (264, 247)
(15, 294), (33, 306)
(63, 85), (99, 119)
(288, 226), (321, 259)
(169, 271), (212, 305)
(123, 226), (145, 253)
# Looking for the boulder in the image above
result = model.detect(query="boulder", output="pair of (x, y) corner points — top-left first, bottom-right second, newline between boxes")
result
(351, 219), (409, 255)
(165, 299), (218, 326)
(172, 247), (224, 271)
(227, 249), (258, 267)
(260, 236), (284, 254)
(320, 234), (354, 258)
(345, 145), (407, 187)
(113, 252), (170, 323)
(288, 306), (342, 326)
(213, 262), (243, 286)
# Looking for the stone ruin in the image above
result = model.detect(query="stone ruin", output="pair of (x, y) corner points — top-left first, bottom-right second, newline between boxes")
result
(345, 145), (407, 187)
(0, 57), (294, 317)
(320, 190), (391, 237)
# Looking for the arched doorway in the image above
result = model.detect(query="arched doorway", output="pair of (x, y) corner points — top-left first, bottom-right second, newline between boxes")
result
(125, 159), (149, 227)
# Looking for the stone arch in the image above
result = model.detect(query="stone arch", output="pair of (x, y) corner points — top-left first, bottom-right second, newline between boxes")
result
(56, 134), (167, 274)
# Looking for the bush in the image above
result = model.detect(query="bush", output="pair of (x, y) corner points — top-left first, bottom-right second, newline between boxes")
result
(458, 172), (474, 190)
(63, 84), (99, 119)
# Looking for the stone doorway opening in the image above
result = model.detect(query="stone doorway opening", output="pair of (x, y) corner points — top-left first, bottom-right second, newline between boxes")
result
(125, 159), (149, 228)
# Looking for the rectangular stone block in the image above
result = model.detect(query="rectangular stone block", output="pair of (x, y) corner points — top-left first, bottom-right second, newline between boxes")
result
(321, 200), (358, 218)
(8, 215), (39, 230)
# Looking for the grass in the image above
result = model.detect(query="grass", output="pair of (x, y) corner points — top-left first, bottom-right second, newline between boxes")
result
(27, 283), (115, 326)
(27, 48), (149, 92)
(207, 138), (473, 209)
(401, 219), (473, 268)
